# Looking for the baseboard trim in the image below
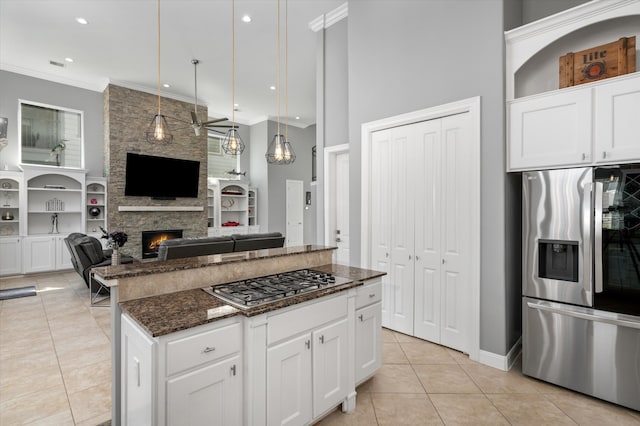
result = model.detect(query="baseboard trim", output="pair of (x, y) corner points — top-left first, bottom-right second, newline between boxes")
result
(478, 337), (522, 371)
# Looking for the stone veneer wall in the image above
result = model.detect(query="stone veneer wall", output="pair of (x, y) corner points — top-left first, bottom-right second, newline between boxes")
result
(104, 84), (208, 258)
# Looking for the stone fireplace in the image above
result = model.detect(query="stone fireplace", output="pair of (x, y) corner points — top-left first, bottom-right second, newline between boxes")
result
(141, 229), (183, 259)
(103, 84), (208, 258)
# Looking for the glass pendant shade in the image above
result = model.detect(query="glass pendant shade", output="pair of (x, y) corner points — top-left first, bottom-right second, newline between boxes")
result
(266, 133), (295, 165)
(145, 114), (173, 143)
(222, 128), (245, 155)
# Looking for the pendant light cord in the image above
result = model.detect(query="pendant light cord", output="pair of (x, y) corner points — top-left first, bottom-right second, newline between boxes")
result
(231, 0), (236, 127)
(157, 0), (161, 115)
(277, 0), (281, 136)
(285, 0), (288, 141)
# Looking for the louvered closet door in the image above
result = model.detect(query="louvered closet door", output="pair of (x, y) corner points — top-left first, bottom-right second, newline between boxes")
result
(370, 130), (393, 327)
(388, 125), (416, 334)
(413, 119), (442, 342)
(439, 113), (471, 352)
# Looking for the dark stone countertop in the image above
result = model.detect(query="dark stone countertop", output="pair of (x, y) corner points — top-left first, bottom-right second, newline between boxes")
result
(120, 264), (385, 337)
(94, 245), (335, 281)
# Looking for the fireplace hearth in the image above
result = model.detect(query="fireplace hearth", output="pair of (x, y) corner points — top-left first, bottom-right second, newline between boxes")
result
(141, 229), (183, 259)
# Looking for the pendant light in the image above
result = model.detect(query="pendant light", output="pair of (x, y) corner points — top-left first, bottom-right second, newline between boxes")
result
(266, 0), (295, 165)
(222, 0), (245, 155)
(145, 0), (173, 143)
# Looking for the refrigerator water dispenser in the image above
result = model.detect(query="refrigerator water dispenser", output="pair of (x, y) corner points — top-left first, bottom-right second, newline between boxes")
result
(538, 239), (578, 282)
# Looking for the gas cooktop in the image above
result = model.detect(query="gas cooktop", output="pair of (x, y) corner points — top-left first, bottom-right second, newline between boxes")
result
(203, 269), (351, 309)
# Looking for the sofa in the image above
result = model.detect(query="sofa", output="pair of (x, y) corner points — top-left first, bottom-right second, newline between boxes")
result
(156, 232), (286, 261)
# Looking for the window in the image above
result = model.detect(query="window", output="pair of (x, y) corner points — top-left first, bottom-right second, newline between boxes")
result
(207, 132), (240, 179)
(19, 100), (83, 168)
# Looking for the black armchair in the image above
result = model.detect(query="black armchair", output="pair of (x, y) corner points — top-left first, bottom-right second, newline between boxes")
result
(64, 233), (135, 287)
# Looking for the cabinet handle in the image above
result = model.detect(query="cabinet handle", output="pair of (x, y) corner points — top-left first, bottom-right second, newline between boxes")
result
(134, 357), (140, 387)
(203, 346), (216, 354)
(230, 364), (236, 376)
(369, 293), (375, 298)
(442, 259), (445, 264)
(409, 255), (412, 260)
(582, 153), (586, 161)
(602, 151), (608, 159)
(385, 253), (389, 258)
(305, 339), (311, 349)
(319, 335), (325, 344)
(359, 314), (364, 322)
(415, 255), (420, 261)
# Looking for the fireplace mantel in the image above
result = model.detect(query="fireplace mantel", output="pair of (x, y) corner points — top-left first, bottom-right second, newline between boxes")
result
(118, 206), (204, 212)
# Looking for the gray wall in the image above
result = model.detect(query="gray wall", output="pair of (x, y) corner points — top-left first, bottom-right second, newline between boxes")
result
(0, 70), (104, 176)
(266, 121), (317, 243)
(346, 0), (511, 355)
(522, 0), (590, 24)
(324, 19), (349, 148)
(249, 120), (269, 231)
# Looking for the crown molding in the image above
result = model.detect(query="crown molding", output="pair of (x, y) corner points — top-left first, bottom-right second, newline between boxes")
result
(309, 2), (348, 32)
(0, 63), (106, 92)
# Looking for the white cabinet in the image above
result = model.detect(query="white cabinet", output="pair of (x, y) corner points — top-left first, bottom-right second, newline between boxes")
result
(1, 172), (22, 238)
(371, 114), (472, 353)
(355, 279), (382, 385)
(507, 73), (640, 171)
(22, 236), (72, 273)
(0, 237), (22, 276)
(267, 333), (313, 426)
(166, 355), (242, 426)
(122, 314), (156, 426)
(121, 315), (243, 426)
(266, 293), (351, 425)
(312, 318), (349, 418)
(508, 89), (592, 170)
(594, 75), (640, 163)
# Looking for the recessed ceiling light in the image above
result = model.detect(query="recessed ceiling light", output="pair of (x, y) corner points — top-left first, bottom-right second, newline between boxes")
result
(241, 15), (252, 23)
(65, 57), (74, 63)
(163, 83), (170, 88)
(295, 116), (300, 120)
(234, 103), (239, 107)
(76, 17), (88, 25)
(269, 85), (276, 91)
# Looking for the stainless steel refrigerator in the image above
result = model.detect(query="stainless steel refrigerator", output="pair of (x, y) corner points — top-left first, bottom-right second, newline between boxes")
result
(522, 165), (640, 412)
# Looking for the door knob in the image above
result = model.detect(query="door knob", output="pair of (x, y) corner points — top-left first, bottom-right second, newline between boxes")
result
(336, 237), (342, 242)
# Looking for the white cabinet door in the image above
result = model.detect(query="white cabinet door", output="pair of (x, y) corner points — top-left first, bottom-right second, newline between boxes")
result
(166, 355), (242, 426)
(55, 236), (73, 270)
(355, 302), (382, 385)
(0, 237), (22, 276)
(267, 333), (312, 426)
(122, 315), (155, 426)
(508, 89), (592, 170)
(595, 75), (640, 163)
(312, 318), (349, 418)
(370, 130), (392, 328)
(23, 236), (55, 273)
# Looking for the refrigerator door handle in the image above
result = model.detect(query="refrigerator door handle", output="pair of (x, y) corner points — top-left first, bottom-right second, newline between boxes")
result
(582, 182), (593, 297)
(593, 182), (603, 294)
(527, 300), (640, 330)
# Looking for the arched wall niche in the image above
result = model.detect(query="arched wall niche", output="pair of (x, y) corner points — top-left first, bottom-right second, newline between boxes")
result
(515, 15), (640, 98)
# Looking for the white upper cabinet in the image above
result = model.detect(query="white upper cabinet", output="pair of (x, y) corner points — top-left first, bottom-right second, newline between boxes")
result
(594, 75), (640, 163)
(508, 88), (592, 171)
(505, 0), (640, 171)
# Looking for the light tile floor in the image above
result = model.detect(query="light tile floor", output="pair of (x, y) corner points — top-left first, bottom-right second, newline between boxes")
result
(1, 271), (639, 425)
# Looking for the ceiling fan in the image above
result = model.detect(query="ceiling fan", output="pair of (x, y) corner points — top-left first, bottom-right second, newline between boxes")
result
(187, 59), (237, 136)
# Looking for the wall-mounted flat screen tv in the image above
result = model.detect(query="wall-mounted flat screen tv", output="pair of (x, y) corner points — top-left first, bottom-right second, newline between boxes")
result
(124, 152), (200, 199)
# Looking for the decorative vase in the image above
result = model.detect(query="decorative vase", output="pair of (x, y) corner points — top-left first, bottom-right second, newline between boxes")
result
(111, 247), (121, 266)
(89, 207), (101, 217)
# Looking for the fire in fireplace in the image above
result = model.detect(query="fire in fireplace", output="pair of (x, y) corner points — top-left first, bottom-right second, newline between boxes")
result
(141, 229), (183, 259)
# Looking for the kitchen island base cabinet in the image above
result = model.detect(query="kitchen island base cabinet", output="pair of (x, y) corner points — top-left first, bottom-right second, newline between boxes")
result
(167, 355), (242, 426)
(122, 314), (155, 426)
(355, 302), (382, 385)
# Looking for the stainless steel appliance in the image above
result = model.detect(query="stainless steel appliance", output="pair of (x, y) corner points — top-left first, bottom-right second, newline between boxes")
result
(522, 166), (640, 412)
(203, 269), (352, 309)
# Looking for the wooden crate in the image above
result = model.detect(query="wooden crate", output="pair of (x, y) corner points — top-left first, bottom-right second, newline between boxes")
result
(559, 36), (636, 88)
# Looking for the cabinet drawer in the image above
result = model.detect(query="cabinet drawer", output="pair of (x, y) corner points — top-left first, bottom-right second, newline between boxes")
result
(166, 322), (241, 376)
(356, 279), (382, 309)
(268, 294), (347, 345)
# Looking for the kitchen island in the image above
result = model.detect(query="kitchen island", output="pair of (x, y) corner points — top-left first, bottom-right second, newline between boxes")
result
(92, 246), (384, 426)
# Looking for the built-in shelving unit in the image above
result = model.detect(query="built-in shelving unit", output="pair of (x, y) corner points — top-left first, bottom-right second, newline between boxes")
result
(86, 177), (107, 241)
(207, 179), (258, 236)
(0, 172), (21, 237)
(248, 188), (257, 227)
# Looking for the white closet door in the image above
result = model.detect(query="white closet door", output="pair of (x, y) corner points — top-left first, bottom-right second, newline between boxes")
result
(370, 130), (393, 327)
(439, 113), (471, 353)
(413, 119), (442, 342)
(388, 125), (415, 335)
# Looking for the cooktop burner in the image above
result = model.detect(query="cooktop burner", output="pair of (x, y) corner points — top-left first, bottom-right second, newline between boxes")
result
(203, 269), (351, 309)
